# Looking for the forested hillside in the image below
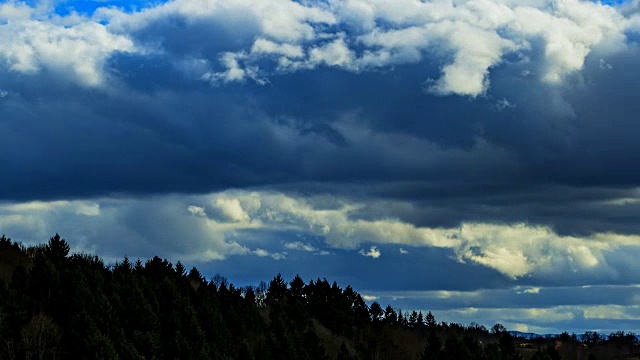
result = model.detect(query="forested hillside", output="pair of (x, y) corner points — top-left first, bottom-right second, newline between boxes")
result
(0, 234), (637, 360)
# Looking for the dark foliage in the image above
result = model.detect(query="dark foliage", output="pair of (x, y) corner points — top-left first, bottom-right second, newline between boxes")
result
(0, 234), (637, 360)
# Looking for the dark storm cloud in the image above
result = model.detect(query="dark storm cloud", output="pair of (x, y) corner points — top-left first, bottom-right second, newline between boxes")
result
(0, 62), (517, 198)
(1, 43), (639, 238)
(0, 1), (638, 222)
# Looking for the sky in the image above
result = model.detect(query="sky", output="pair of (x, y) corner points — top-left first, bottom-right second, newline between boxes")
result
(1, 0), (640, 334)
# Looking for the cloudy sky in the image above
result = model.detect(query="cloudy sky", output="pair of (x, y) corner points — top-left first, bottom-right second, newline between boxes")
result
(1, 0), (640, 334)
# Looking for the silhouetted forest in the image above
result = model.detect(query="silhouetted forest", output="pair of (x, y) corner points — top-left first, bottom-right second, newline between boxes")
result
(0, 234), (638, 360)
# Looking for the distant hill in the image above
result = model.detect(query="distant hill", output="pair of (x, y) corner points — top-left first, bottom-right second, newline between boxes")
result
(509, 331), (549, 340)
(511, 330), (640, 343)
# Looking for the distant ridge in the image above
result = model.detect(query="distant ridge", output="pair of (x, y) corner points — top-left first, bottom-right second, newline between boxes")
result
(510, 331), (640, 342)
(509, 331), (557, 340)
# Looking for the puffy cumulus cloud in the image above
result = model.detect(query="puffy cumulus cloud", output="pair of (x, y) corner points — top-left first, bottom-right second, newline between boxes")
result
(511, 0), (626, 82)
(0, 2), (135, 87)
(213, 197), (251, 222)
(0, 0), (617, 94)
(251, 38), (305, 59)
(92, 0), (629, 95)
(100, 0), (336, 43)
(359, 246), (381, 259)
(351, 0), (626, 93)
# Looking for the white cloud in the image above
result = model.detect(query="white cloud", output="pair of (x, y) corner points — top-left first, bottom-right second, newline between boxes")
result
(187, 205), (207, 217)
(0, 3), (135, 87)
(359, 246), (381, 259)
(583, 305), (640, 320)
(156, 0), (626, 95)
(463, 246), (530, 278)
(424, 21), (517, 96)
(516, 287), (541, 295)
(0, 2), (33, 22)
(251, 38), (305, 58)
(284, 241), (317, 252)
(213, 197), (250, 222)
(308, 37), (355, 68)
(447, 306), (577, 323)
(253, 248), (287, 260)
(100, 0), (336, 43)
(202, 52), (254, 84)
(399, 247), (409, 254)
(253, 248), (269, 257)
(6, 200), (100, 217)
(362, 295), (378, 301)
(74, 203), (101, 217)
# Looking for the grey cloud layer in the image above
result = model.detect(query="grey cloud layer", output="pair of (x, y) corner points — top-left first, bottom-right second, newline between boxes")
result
(0, 0), (639, 201)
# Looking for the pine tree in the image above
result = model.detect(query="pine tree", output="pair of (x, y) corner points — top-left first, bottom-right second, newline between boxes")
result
(426, 311), (436, 329)
(44, 234), (70, 261)
(369, 302), (383, 322)
(288, 274), (305, 303)
(266, 274), (288, 305)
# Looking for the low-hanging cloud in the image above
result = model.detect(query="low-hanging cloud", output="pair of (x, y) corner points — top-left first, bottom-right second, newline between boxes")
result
(3, 190), (633, 280)
(198, 191), (637, 279)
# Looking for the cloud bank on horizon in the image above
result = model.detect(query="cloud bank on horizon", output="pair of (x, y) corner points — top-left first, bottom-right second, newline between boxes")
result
(1, 0), (640, 333)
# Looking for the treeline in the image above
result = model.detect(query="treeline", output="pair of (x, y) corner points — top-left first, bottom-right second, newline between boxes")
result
(0, 234), (637, 360)
(511, 330), (638, 360)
